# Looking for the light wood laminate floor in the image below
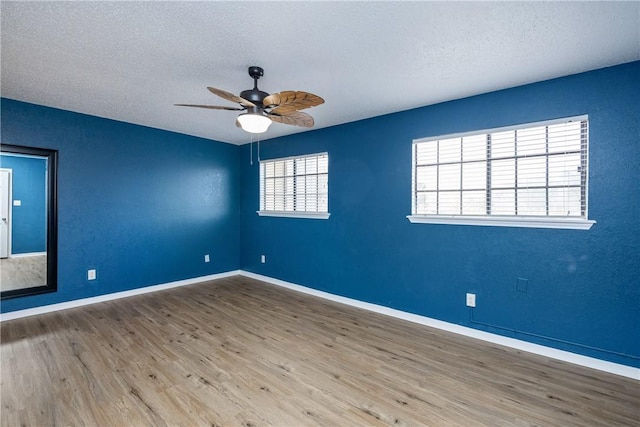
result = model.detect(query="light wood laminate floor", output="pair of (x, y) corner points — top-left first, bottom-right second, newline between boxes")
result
(1, 276), (638, 426)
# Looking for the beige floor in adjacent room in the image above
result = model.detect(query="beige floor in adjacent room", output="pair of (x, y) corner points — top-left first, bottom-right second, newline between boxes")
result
(0, 254), (46, 292)
(1, 276), (638, 426)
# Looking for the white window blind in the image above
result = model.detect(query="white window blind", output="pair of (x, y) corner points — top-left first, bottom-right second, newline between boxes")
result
(259, 152), (329, 218)
(410, 116), (594, 229)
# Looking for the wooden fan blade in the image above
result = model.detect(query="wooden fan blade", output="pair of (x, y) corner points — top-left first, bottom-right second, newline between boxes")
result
(175, 104), (244, 111)
(269, 105), (302, 116)
(207, 87), (256, 107)
(267, 111), (315, 128)
(263, 91), (324, 111)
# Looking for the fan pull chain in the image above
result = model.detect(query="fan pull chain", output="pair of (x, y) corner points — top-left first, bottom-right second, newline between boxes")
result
(250, 134), (253, 165)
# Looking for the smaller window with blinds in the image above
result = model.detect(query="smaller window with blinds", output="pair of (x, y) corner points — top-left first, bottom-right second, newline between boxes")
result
(408, 116), (595, 229)
(258, 152), (330, 219)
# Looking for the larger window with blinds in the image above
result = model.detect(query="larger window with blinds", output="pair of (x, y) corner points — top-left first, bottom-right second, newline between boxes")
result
(409, 116), (595, 229)
(258, 152), (330, 219)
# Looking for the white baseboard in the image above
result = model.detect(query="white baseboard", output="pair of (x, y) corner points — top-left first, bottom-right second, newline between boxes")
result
(239, 271), (640, 381)
(0, 270), (241, 322)
(2, 269), (637, 380)
(8, 252), (47, 258)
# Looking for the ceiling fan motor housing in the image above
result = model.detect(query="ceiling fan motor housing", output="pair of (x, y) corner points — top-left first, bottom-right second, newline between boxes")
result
(240, 88), (269, 106)
(241, 66), (269, 106)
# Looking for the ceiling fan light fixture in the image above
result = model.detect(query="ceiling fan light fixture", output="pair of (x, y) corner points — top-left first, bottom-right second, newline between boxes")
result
(237, 112), (272, 134)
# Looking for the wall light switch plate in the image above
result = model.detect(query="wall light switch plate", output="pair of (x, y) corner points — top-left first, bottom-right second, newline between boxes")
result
(466, 293), (476, 307)
(204, 254), (210, 263)
(87, 269), (96, 281)
(13, 200), (21, 206)
(261, 255), (266, 264)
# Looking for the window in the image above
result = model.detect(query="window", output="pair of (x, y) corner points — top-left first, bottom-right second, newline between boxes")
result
(258, 152), (330, 219)
(408, 116), (595, 229)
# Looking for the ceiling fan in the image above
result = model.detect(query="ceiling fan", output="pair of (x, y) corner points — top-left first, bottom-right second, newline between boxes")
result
(176, 66), (324, 134)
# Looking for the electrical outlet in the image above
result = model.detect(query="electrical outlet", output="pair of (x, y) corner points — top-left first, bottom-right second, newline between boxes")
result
(87, 269), (96, 281)
(466, 293), (476, 307)
(261, 255), (266, 264)
(516, 277), (528, 293)
(204, 254), (210, 263)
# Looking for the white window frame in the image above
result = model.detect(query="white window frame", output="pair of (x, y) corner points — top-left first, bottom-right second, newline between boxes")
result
(257, 152), (330, 220)
(408, 116), (595, 230)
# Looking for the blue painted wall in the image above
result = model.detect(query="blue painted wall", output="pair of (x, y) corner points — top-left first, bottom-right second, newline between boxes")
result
(1, 99), (240, 312)
(240, 62), (640, 368)
(0, 154), (47, 253)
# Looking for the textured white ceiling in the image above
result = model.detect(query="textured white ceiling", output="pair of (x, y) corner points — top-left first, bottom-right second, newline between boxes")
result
(2, 1), (639, 145)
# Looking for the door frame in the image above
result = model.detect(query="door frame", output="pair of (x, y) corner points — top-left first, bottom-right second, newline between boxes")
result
(0, 168), (12, 259)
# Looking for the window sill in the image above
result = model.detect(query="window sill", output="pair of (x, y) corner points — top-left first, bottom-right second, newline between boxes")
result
(257, 211), (331, 220)
(406, 215), (595, 230)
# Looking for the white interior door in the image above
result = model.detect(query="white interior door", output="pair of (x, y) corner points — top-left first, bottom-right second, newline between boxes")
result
(0, 169), (11, 258)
